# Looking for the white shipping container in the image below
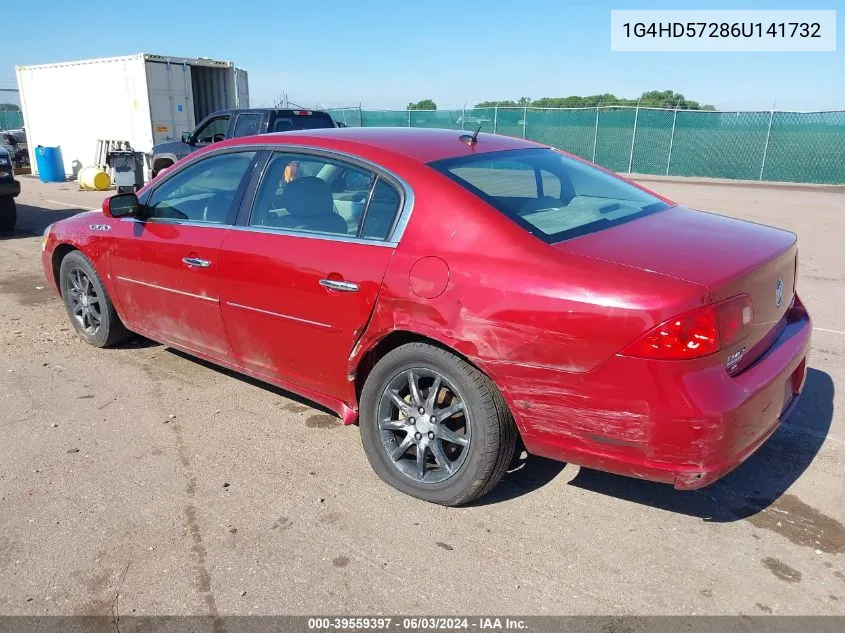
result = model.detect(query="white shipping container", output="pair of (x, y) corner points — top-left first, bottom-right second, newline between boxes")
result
(15, 53), (249, 178)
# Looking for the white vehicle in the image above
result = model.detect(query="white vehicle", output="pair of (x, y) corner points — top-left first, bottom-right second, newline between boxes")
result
(15, 54), (249, 180)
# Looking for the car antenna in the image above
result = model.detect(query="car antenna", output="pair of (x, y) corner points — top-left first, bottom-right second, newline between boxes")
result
(459, 124), (483, 146)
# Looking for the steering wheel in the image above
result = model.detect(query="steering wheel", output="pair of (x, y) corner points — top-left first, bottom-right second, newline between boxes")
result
(212, 133), (226, 143)
(202, 192), (235, 223)
(155, 206), (189, 220)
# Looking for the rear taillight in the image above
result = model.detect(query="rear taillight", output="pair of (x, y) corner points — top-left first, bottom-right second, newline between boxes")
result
(623, 295), (753, 361)
(715, 294), (753, 347)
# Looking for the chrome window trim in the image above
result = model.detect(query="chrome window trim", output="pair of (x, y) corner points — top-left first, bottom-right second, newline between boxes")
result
(119, 217), (232, 231)
(225, 301), (332, 329)
(227, 224), (396, 247)
(115, 276), (218, 303)
(142, 142), (416, 245)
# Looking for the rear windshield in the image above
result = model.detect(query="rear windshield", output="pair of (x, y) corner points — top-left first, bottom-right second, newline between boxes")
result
(429, 148), (670, 243)
(272, 112), (336, 132)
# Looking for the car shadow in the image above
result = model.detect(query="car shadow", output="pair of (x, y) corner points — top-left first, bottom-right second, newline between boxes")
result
(565, 367), (834, 521)
(115, 335), (161, 350)
(139, 343), (833, 516)
(470, 445), (568, 506)
(0, 203), (88, 240)
(163, 345), (567, 501)
(164, 347), (337, 417)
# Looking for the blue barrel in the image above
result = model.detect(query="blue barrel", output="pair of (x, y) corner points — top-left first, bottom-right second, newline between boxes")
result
(35, 146), (66, 183)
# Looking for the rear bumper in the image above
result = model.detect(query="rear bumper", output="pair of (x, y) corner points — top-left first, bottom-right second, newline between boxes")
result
(499, 296), (812, 489)
(0, 179), (20, 197)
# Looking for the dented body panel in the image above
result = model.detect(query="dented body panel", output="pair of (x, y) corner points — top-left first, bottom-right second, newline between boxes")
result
(41, 127), (812, 492)
(218, 229), (394, 400)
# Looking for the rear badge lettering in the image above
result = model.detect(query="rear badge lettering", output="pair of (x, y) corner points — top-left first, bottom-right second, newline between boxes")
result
(727, 347), (746, 372)
(89, 224), (111, 232)
(775, 278), (783, 308)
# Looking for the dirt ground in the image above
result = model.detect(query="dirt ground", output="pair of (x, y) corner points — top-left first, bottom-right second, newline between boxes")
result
(1, 175), (843, 617)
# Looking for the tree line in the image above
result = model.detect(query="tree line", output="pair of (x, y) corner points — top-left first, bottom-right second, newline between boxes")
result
(408, 91), (716, 111)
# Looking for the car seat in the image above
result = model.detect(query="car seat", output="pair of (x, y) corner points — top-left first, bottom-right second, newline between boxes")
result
(276, 176), (348, 235)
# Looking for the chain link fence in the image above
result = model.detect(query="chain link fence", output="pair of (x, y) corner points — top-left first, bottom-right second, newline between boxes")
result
(326, 106), (845, 184)
(0, 110), (24, 130)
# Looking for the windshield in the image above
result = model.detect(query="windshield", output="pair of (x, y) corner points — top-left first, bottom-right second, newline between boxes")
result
(429, 148), (671, 243)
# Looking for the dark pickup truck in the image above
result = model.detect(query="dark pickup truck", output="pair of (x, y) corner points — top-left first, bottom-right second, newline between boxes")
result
(0, 146), (21, 231)
(150, 108), (338, 177)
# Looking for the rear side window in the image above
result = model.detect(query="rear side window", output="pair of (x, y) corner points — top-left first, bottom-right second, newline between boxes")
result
(249, 153), (372, 237)
(430, 148), (670, 243)
(248, 152), (402, 241)
(361, 178), (401, 240)
(272, 112), (336, 132)
(233, 113), (263, 137)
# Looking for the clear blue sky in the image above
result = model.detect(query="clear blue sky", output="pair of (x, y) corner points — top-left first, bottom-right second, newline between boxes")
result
(3, 0), (843, 111)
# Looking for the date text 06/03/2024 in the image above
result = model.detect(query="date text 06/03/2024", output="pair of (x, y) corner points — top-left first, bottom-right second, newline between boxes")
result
(307, 617), (528, 630)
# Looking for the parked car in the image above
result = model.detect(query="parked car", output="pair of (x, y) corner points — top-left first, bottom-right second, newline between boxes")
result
(40, 127), (811, 505)
(149, 108), (337, 177)
(0, 146), (20, 231)
(1, 128), (29, 169)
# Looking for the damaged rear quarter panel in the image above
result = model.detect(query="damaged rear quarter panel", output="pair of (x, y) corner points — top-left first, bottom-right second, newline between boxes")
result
(349, 172), (709, 451)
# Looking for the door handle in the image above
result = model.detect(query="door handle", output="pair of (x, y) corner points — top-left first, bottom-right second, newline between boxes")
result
(319, 279), (359, 292)
(182, 257), (211, 268)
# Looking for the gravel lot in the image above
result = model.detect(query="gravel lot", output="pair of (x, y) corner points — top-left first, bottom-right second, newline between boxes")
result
(1, 175), (843, 617)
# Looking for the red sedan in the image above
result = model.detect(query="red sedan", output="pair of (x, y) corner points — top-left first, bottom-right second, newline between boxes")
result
(41, 128), (812, 505)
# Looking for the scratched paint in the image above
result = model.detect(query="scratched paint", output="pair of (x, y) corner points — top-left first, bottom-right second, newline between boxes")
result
(40, 131), (813, 495)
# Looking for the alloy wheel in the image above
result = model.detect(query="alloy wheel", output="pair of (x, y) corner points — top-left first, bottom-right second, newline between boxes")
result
(376, 367), (471, 484)
(66, 267), (102, 336)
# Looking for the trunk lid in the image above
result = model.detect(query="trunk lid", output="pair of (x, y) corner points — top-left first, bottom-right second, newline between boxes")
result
(555, 206), (798, 370)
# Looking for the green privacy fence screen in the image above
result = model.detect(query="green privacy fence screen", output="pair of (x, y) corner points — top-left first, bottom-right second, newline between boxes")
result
(0, 110), (24, 130)
(326, 106), (845, 185)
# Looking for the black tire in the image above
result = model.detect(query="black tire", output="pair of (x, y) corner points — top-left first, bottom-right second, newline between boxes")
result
(0, 196), (16, 232)
(59, 250), (131, 348)
(359, 342), (517, 506)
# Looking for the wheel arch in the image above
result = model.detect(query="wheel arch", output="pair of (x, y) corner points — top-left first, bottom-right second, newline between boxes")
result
(351, 329), (506, 414)
(354, 328), (521, 505)
(51, 243), (79, 295)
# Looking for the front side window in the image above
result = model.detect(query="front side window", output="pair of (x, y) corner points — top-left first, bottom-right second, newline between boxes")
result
(250, 153), (400, 239)
(146, 152), (256, 224)
(194, 116), (230, 144)
(429, 148), (670, 243)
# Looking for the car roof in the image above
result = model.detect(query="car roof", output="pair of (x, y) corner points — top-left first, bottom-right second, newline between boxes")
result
(228, 127), (548, 163)
(212, 108), (334, 116)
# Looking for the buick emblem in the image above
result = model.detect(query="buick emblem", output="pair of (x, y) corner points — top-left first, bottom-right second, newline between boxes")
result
(775, 278), (784, 308)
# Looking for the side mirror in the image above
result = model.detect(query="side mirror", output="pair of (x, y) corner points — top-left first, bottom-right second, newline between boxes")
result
(182, 132), (193, 144)
(103, 192), (142, 218)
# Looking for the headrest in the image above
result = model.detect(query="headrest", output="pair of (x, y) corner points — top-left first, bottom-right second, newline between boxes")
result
(282, 176), (334, 217)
